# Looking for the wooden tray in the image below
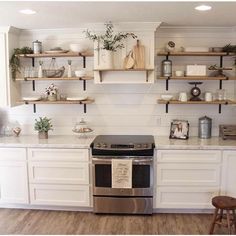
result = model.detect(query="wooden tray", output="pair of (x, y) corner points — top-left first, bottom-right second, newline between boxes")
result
(219, 125), (236, 140)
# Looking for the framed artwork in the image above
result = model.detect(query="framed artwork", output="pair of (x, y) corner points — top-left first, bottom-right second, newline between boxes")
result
(169, 120), (189, 140)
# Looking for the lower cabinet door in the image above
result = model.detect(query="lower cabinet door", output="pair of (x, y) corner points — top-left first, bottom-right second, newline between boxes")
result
(221, 151), (236, 197)
(0, 161), (29, 204)
(154, 187), (219, 209)
(29, 184), (90, 207)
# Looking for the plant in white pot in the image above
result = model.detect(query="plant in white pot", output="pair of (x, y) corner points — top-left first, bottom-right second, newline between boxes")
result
(85, 23), (137, 69)
(34, 117), (53, 139)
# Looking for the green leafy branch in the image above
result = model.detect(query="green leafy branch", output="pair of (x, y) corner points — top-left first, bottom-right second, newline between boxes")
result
(85, 23), (137, 52)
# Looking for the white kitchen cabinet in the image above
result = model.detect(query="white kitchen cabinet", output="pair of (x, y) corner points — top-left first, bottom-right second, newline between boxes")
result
(155, 186), (219, 209)
(28, 148), (91, 207)
(221, 151), (236, 197)
(28, 161), (89, 185)
(0, 148), (29, 204)
(0, 26), (21, 107)
(30, 184), (90, 207)
(155, 150), (221, 209)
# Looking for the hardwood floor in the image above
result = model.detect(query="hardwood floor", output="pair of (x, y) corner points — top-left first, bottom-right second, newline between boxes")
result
(0, 209), (230, 234)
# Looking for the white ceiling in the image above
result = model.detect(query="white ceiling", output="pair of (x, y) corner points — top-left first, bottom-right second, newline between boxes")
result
(0, 1), (236, 29)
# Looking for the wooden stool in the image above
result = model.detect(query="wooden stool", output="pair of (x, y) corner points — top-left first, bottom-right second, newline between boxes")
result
(209, 196), (236, 234)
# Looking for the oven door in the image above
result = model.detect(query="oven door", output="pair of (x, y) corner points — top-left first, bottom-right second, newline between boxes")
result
(92, 157), (153, 196)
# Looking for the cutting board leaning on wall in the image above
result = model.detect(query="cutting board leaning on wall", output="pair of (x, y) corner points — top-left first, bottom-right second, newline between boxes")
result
(133, 40), (145, 69)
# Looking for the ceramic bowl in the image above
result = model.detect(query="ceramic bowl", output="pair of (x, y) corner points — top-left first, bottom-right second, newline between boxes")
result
(75, 70), (86, 77)
(175, 70), (184, 77)
(161, 94), (173, 101)
(70, 43), (88, 53)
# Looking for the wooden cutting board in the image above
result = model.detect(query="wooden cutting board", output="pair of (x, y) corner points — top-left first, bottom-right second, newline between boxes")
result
(133, 40), (145, 69)
(123, 50), (135, 69)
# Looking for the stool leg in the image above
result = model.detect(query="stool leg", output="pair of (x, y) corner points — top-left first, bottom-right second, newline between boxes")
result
(226, 210), (231, 235)
(219, 209), (223, 227)
(209, 208), (219, 234)
(232, 209), (236, 234)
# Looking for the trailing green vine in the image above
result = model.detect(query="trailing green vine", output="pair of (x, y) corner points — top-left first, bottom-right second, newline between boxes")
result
(10, 47), (33, 80)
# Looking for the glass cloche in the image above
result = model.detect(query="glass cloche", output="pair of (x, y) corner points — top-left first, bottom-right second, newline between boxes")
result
(72, 118), (93, 136)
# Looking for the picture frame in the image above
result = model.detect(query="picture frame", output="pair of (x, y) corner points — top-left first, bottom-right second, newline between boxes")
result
(169, 120), (189, 140)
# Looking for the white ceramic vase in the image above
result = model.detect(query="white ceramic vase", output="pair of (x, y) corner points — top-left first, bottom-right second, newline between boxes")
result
(100, 49), (114, 69)
(38, 65), (43, 78)
(67, 65), (72, 78)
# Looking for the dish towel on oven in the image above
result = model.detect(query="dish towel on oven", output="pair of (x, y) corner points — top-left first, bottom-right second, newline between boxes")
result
(112, 159), (132, 189)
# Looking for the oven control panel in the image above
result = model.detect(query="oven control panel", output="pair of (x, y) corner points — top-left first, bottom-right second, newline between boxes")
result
(94, 142), (151, 150)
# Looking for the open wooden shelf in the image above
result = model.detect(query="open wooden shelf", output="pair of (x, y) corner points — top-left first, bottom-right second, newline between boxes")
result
(18, 51), (93, 58)
(94, 68), (154, 83)
(15, 76), (94, 81)
(157, 99), (232, 105)
(157, 99), (234, 114)
(157, 52), (229, 56)
(159, 76), (231, 81)
(16, 76), (94, 91)
(22, 98), (94, 105)
(94, 68), (154, 71)
(20, 98), (95, 113)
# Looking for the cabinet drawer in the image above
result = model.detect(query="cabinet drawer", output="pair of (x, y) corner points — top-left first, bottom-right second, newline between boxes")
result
(154, 187), (219, 209)
(0, 148), (26, 161)
(29, 184), (90, 207)
(157, 163), (220, 186)
(157, 150), (221, 163)
(28, 148), (89, 162)
(28, 162), (89, 184)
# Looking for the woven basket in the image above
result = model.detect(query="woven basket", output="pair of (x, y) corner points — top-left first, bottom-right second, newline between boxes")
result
(43, 66), (65, 78)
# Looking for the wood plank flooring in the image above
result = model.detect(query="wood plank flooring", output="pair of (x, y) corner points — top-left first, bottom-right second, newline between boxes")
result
(0, 209), (230, 234)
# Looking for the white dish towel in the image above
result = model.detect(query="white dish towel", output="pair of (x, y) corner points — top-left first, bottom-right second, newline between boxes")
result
(112, 159), (132, 189)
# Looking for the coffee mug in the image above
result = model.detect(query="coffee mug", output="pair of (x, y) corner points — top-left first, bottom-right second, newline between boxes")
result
(179, 92), (188, 102)
(175, 70), (184, 77)
(205, 92), (213, 102)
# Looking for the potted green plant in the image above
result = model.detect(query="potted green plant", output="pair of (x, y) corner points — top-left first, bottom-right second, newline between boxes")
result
(34, 117), (53, 139)
(85, 22), (137, 69)
(10, 47), (33, 80)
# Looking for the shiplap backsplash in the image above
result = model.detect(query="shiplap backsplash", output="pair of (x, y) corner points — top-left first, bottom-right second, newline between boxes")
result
(2, 26), (236, 136)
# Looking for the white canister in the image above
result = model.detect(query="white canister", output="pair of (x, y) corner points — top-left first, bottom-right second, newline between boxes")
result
(175, 70), (184, 77)
(32, 40), (42, 54)
(179, 92), (188, 102)
(205, 92), (213, 102)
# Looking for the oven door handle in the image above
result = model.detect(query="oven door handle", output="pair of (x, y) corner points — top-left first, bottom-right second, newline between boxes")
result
(92, 158), (153, 164)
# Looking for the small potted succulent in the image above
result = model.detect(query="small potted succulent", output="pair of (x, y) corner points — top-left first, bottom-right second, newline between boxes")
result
(34, 117), (53, 139)
(45, 83), (58, 101)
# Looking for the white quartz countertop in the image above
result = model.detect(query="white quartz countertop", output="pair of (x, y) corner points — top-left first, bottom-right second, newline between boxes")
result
(0, 135), (236, 150)
(154, 136), (236, 150)
(0, 135), (95, 148)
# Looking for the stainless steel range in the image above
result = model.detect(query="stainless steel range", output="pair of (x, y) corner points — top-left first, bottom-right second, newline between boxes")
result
(90, 135), (155, 214)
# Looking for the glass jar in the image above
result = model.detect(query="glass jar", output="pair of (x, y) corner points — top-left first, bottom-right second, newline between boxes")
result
(216, 89), (226, 101)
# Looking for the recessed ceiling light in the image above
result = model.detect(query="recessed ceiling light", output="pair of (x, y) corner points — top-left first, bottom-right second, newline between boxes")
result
(195, 5), (212, 11)
(19, 9), (36, 15)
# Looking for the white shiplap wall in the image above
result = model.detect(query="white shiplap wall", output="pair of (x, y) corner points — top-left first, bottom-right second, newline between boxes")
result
(2, 26), (236, 136)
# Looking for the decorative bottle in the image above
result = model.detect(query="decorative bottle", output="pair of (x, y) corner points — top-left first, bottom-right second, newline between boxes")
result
(67, 60), (72, 78)
(38, 61), (43, 78)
